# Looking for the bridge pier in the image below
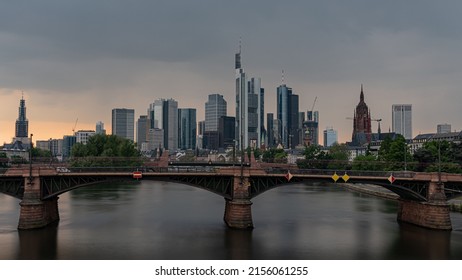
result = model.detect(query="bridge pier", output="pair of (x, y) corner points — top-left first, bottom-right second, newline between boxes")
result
(223, 176), (253, 229)
(18, 175), (60, 230)
(397, 181), (452, 230)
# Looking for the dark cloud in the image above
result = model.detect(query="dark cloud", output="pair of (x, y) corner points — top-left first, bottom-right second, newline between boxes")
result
(1, 0), (462, 142)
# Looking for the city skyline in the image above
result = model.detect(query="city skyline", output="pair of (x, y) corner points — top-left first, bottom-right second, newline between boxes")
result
(1, 1), (462, 144)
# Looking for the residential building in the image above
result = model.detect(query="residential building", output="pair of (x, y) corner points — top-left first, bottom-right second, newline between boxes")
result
(75, 130), (96, 145)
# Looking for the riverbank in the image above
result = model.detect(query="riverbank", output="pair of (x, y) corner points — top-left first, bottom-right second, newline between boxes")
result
(342, 183), (462, 213)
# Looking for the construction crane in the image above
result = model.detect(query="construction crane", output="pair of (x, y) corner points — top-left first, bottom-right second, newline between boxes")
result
(310, 96), (317, 112)
(72, 118), (78, 134)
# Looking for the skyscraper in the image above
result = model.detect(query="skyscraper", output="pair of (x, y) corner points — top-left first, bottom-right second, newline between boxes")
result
(15, 95), (28, 139)
(178, 108), (197, 150)
(112, 108), (135, 141)
(148, 99), (178, 150)
(136, 115), (149, 150)
(205, 94), (227, 132)
(96, 121), (106, 135)
(352, 85), (372, 145)
(392, 104), (412, 140)
(323, 127), (338, 147)
(304, 111), (319, 146)
(277, 84), (299, 148)
(266, 113), (275, 148)
(234, 46), (264, 150)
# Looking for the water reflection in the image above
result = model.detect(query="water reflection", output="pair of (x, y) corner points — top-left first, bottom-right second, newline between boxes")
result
(17, 225), (58, 260)
(1, 181), (462, 259)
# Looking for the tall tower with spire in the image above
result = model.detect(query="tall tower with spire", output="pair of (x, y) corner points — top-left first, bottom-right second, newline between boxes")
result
(352, 85), (372, 145)
(235, 41), (265, 150)
(15, 94), (29, 139)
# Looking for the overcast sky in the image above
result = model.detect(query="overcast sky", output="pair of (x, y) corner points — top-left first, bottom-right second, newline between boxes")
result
(1, 0), (462, 144)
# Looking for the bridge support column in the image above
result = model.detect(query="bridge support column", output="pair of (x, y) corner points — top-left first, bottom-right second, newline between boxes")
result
(18, 176), (60, 230)
(397, 181), (451, 230)
(223, 176), (253, 229)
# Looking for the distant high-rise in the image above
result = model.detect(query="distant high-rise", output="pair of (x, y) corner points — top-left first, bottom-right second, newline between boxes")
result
(96, 121), (106, 135)
(112, 108), (135, 141)
(266, 113), (275, 148)
(352, 85), (372, 145)
(147, 99), (178, 150)
(218, 116), (235, 149)
(62, 135), (76, 158)
(392, 104), (412, 140)
(178, 108), (197, 150)
(277, 84), (299, 148)
(136, 115), (149, 150)
(205, 94), (227, 132)
(304, 111), (319, 146)
(75, 130), (96, 145)
(437, 123), (451, 134)
(234, 46), (264, 150)
(15, 95), (28, 139)
(323, 127), (338, 147)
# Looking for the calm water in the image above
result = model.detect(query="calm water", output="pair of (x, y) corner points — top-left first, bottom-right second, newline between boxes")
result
(1, 181), (462, 260)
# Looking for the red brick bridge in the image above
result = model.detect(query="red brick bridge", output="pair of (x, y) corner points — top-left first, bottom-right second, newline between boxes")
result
(1, 160), (462, 231)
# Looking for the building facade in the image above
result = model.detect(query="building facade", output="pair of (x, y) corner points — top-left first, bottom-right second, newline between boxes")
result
(392, 104), (412, 140)
(112, 108), (135, 141)
(234, 48), (264, 150)
(277, 84), (299, 148)
(323, 127), (338, 147)
(15, 96), (28, 139)
(75, 130), (96, 145)
(352, 85), (372, 146)
(178, 108), (197, 150)
(136, 115), (149, 150)
(96, 121), (106, 135)
(147, 99), (178, 151)
(205, 94), (227, 132)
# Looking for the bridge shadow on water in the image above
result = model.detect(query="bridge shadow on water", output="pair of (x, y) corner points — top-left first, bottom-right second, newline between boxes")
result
(16, 223), (59, 260)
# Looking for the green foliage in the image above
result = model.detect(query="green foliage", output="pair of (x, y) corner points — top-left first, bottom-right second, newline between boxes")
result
(352, 154), (381, 171)
(31, 148), (52, 158)
(413, 141), (462, 173)
(377, 135), (413, 171)
(262, 148), (287, 163)
(70, 134), (141, 167)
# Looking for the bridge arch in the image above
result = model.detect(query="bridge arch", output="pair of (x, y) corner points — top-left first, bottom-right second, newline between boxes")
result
(40, 174), (235, 200)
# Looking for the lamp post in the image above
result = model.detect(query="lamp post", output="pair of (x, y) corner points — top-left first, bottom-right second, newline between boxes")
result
(29, 133), (33, 183)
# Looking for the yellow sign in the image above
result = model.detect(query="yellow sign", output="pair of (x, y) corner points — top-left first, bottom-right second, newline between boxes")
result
(342, 173), (350, 182)
(332, 172), (340, 182)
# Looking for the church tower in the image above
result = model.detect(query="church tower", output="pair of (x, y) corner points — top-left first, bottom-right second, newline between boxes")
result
(352, 85), (372, 145)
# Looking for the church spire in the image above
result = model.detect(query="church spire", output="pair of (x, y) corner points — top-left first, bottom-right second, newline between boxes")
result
(360, 84), (364, 103)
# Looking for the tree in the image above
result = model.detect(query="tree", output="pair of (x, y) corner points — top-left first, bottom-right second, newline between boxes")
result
(262, 148), (287, 163)
(70, 134), (141, 167)
(352, 154), (380, 171)
(326, 143), (350, 170)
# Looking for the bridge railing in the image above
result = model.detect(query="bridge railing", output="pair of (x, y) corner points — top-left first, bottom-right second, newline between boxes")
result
(54, 166), (219, 174)
(264, 167), (416, 178)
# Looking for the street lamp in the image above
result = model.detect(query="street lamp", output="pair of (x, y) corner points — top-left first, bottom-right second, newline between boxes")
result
(29, 133), (33, 183)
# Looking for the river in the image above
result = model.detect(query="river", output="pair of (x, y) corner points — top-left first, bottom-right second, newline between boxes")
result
(1, 181), (462, 260)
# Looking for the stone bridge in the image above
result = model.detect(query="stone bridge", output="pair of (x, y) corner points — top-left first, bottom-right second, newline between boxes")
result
(1, 163), (462, 231)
